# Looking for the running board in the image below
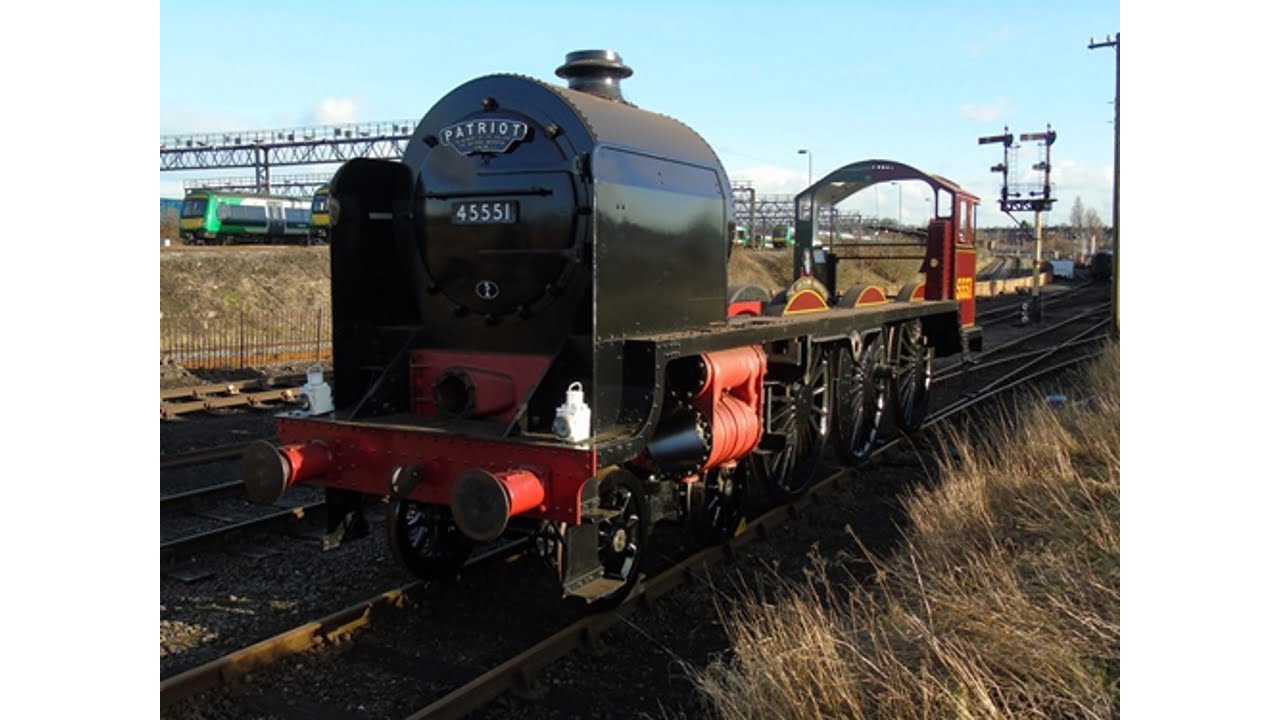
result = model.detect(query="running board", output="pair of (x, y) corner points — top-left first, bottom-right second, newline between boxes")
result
(566, 575), (626, 602)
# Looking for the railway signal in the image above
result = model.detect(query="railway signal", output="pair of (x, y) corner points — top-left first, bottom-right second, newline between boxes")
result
(979, 125), (1057, 322)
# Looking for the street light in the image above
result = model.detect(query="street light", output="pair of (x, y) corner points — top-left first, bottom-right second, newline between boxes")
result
(797, 149), (815, 234)
(797, 149), (812, 189)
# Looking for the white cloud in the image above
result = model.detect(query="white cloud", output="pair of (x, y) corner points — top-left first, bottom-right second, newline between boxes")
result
(1049, 159), (1112, 188)
(728, 164), (808, 195)
(312, 98), (359, 125)
(959, 97), (1011, 123)
(1043, 159), (1114, 217)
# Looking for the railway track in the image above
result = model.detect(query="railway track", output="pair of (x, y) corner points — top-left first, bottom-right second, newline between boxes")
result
(973, 282), (1090, 324)
(161, 439), (325, 564)
(160, 293), (1113, 718)
(939, 297), (1111, 385)
(161, 375), (308, 419)
(161, 442), (249, 470)
(161, 500), (324, 565)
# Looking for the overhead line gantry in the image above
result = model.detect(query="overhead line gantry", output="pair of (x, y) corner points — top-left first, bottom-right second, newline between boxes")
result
(160, 121), (416, 195)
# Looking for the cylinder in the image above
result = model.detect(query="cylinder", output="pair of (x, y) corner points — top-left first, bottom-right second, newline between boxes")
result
(647, 406), (710, 473)
(450, 468), (546, 542)
(692, 346), (766, 469)
(707, 394), (759, 467)
(696, 346), (765, 403)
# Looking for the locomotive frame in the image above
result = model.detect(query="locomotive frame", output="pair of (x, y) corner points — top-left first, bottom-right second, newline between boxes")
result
(243, 50), (983, 608)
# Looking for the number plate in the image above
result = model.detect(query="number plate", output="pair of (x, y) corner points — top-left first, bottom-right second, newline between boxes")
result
(451, 201), (518, 225)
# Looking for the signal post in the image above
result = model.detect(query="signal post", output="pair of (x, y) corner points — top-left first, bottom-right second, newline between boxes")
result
(979, 126), (1057, 322)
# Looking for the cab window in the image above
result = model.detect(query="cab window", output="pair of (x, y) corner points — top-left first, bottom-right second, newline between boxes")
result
(181, 198), (208, 218)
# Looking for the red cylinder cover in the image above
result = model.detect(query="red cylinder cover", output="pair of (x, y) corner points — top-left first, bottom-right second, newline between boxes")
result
(450, 467), (548, 542)
(693, 346), (766, 469)
(497, 468), (546, 516)
(279, 441), (333, 486)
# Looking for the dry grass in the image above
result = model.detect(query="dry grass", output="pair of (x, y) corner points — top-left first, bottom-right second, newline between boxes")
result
(159, 246), (331, 318)
(694, 343), (1120, 719)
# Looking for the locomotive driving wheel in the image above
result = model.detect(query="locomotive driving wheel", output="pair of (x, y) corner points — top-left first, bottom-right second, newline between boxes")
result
(591, 468), (649, 608)
(388, 500), (473, 581)
(690, 464), (749, 545)
(756, 341), (832, 503)
(834, 333), (886, 463)
(890, 320), (933, 434)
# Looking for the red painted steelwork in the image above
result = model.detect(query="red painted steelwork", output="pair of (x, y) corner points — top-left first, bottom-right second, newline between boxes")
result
(279, 441), (333, 486)
(275, 417), (596, 524)
(495, 468), (546, 516)
(854, 286), (887, 306)
(691, 346), (766, 469)
(918, 192), (978, 324)
(727, 300), (763, 317)
(860, 285), (890, 302)
(836, 285), (887, 310)
(955, 247), (977, 326)
(897, 282), (927, 302)
(410, 350), (552, 424)
(782, 289), (828, 315)
(451, 467), (547, 541)
(924, 219), (954, 301)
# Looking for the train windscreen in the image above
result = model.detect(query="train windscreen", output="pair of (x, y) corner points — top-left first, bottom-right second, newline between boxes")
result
(181, 198), (207, 218)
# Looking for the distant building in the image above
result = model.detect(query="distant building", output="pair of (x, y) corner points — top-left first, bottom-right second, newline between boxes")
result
(161, 197), (182, 219)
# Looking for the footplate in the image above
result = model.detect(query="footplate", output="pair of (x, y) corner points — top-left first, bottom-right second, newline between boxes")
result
(561, 522), (609, 598)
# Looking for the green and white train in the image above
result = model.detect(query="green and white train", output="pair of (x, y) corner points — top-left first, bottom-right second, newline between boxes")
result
(179, 189), (313, 245)
(309, 184), (331, 245)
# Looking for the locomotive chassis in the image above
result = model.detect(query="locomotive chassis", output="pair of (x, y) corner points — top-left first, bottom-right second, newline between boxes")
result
(267, 298), (962, 520)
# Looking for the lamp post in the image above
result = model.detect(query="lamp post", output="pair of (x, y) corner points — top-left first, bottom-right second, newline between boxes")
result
(797, 149), (814, 240)
(797, 149), (812, 189)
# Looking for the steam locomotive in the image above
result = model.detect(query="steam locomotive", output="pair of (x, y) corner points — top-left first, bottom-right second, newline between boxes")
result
(243, 50), (982, 607)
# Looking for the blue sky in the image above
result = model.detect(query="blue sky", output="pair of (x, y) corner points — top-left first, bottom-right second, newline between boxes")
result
(160, 0), (1119, 228)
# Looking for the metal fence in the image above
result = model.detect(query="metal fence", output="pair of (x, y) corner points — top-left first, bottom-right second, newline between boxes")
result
(161, 309), (332, 370)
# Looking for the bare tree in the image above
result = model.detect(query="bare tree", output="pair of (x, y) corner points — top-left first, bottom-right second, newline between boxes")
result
(1070, 196), (1087, 236)
(1085, 208), (1106, 248)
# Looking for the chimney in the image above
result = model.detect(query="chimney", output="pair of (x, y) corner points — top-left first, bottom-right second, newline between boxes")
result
(555, 50), (632, 103)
